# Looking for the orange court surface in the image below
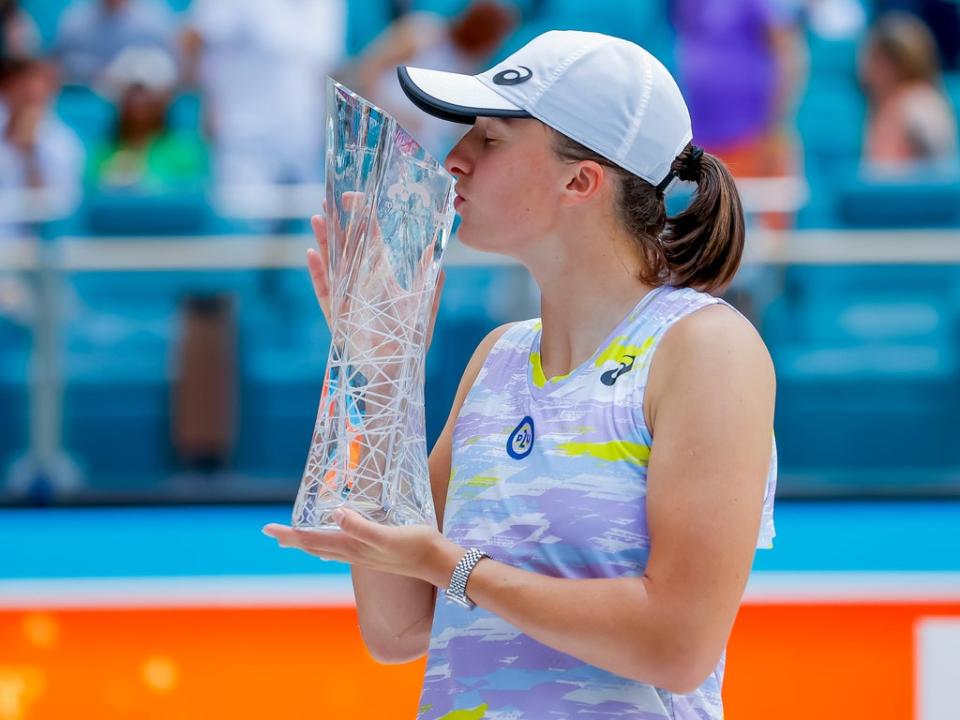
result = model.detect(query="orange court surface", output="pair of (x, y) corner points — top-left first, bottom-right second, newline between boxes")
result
(2, 602), (960, 719)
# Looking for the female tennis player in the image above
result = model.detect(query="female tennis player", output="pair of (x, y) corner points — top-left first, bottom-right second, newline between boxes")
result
(264, 30), (777, 720)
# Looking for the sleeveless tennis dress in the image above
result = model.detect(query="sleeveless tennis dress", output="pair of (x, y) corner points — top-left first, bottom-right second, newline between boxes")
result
(418, 285), (777, 720)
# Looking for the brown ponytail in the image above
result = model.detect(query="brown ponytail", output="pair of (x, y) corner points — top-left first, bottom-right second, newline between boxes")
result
(660, 145), (745, 293)
(551, 132), (745, 295)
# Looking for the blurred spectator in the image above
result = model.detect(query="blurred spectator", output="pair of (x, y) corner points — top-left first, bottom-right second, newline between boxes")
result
(351, 1), (518, 156)
(88, 46), (207, 191)
(54, 0), (177, 86)
(672, 0), (807, 229)
(860, 12), (958, 173)
(350, 0), (518, 158)
(181, 0), (346, 187)
(876, 0), (960, 71)
(1, 0), (40, 64)
(0, 57), (84, 233)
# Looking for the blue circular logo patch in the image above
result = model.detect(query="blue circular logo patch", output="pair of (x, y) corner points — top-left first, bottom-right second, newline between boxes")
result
(507, 416), (535, 460)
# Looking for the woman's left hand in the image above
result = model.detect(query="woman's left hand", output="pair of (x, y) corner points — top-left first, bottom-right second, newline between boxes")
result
(262, 509), (459, 588)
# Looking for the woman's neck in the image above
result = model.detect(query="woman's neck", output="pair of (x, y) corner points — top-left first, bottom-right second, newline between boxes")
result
(527, 226), (658, 379)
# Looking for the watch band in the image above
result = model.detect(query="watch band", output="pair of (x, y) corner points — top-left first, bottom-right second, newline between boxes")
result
(445, 547), (490, 609)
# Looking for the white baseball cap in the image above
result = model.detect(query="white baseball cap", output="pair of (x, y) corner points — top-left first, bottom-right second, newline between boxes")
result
(397, 30), (693, 187)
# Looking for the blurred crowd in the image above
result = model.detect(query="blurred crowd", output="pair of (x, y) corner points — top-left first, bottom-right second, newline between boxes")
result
(0, 0), (957, 235)
(0, 0), (958, 491)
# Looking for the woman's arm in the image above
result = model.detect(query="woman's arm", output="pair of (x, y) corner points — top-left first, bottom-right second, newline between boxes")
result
(267, 210), (510, 662)
(333, 322), (516, 663)
(425, 305), (775, 692)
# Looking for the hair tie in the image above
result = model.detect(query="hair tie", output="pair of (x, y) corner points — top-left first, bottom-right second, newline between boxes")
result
(676, 145), (704, 183)
(655, 144), (704, 195)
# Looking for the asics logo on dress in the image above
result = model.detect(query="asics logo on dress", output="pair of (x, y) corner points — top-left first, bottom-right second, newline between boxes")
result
(600, 355), (636, 386)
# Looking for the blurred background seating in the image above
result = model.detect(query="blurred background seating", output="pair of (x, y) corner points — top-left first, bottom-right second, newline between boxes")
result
(1, 0), (959, 503)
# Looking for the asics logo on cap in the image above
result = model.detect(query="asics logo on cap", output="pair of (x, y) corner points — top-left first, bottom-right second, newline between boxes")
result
(493, 65), (533, 86)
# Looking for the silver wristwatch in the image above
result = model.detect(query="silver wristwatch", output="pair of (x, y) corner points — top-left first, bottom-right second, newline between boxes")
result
(445, 547), (490, 609)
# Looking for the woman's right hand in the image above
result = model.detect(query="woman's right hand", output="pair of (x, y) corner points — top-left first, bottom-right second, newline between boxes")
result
(306, 213), (333, 328)
(305, 206), (446, 351)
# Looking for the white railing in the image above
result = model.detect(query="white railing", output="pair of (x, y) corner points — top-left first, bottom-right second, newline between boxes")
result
(2, 175), (959, 496)
(3, 227), (960, 272)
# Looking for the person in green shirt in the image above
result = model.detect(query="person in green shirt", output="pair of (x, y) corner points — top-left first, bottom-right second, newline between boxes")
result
(89, 45), (208, 191)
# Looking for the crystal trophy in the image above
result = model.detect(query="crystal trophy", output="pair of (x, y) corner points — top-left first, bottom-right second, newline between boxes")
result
(292, 79), (456, 529)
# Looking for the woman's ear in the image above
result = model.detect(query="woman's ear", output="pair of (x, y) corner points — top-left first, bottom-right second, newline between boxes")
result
(562, 160), (607, 206)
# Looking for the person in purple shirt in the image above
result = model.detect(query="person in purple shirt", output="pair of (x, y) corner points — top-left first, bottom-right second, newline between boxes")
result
(672, 0), (806, 228)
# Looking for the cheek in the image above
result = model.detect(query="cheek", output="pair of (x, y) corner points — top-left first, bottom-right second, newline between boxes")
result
(461, 159), (555, 243)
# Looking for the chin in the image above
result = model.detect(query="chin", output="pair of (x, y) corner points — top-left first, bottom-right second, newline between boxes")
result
(456, 225), (507, 256)
(455, 216), (517, 253)
(455, 224), (481, 248)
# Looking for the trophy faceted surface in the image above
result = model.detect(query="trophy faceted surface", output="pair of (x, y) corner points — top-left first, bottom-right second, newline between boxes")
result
(292, 79), (456, 530)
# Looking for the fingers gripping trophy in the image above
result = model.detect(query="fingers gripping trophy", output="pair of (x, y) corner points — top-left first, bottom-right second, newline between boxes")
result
(292, 79), (457, 530)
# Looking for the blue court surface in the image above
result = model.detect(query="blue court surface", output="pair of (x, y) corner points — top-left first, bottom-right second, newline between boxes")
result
(1, 500), (958, 607)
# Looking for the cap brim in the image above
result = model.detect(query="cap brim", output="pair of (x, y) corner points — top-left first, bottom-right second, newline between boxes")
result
(397, 66), (531, 124)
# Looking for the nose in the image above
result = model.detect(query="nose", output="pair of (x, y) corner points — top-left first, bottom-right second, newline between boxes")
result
(444, 130), (474, 178)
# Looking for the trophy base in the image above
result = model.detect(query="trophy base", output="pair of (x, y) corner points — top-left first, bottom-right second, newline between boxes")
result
(292, 495), (435, 531)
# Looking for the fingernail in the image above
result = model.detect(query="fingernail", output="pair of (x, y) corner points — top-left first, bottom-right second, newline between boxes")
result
(332, 509), (345, 524)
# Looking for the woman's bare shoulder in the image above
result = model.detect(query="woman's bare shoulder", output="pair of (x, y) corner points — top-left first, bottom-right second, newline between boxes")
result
(645, 303), (775, 427)
(666, 302), (769, 357)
